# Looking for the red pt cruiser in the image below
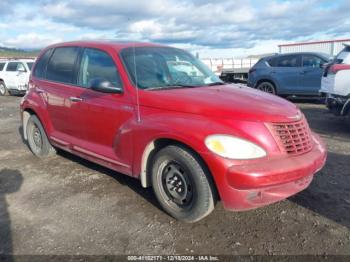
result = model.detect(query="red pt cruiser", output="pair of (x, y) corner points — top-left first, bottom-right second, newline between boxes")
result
(20, 41), (327, 222)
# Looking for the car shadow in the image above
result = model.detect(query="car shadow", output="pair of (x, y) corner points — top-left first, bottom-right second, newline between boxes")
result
(286, 96), (324, 104)
(56, 150), (162, 211)
(289, 151), (350, 229)
(300, 105), (350, 141)
(18, 126), (26, 145)
(289, 104), (350, 229)
(0, 169), (23, 258)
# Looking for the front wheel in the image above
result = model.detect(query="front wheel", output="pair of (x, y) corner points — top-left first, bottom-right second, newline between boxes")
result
(256, 81), (276, 95)
(26, 115), (56, 158)
(0, 81), (9, 96)
(151, 145), (216, 223)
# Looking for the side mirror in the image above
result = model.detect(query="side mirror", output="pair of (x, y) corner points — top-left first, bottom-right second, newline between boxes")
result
(89, 78), (123, 94)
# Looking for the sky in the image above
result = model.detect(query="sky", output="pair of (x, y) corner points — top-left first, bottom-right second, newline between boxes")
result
(0, 0), (349, 58)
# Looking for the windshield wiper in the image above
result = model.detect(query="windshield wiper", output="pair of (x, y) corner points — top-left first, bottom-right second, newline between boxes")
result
(145, 84), (200, 91)
(206, 82), (225, 86)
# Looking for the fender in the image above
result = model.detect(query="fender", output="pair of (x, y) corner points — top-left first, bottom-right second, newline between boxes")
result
(132, 113), (215, 187)
(21, 91), (54, 140)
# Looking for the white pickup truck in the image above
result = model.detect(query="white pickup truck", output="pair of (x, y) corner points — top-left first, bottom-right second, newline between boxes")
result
(320, 45), (350, 116)
(0, 58), (35, 96)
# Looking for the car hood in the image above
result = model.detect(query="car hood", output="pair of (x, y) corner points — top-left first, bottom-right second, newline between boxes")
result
(139, 84), (300, 123)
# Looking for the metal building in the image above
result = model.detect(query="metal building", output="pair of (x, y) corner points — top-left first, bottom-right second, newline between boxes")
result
(279, 39), (350, 56)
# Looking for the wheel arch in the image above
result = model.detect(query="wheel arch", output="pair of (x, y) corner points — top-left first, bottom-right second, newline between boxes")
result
(256, 78), (277, 89)
(22, 107), (46, 141)
(140, 137), (219, 199)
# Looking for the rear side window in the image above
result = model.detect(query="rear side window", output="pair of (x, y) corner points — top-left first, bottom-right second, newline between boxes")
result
(33, 49), (53, 79)
(78, 48), (122, 88)
(46, 47), (80, 84)
(0, 62), (5, 71)
(266, 57), (278, 67)
(276, 55), (301, 67)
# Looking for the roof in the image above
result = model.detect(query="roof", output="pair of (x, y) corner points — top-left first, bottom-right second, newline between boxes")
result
(263, 52), (331, 60)
(45, 40), (164, 51)
(279, 39), (350, 47)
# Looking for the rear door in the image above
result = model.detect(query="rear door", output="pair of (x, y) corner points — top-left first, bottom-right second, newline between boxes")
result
(272, 54), (302, 94)
(300, 54), (325, 95)
(41, 46), (87, 146)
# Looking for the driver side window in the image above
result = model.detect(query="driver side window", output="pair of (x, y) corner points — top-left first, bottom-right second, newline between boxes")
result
(78, 48), (122, 88)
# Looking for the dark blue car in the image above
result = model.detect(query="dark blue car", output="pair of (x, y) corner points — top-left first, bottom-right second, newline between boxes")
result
(247, 52), (330, 96)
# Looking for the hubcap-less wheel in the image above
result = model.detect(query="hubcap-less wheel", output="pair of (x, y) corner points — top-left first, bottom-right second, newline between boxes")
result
(32, 125), (43, 150)
(161, 162), (193, 208)
(257, 82), (276, 94)
(152, 145), (216, 222)
(29, 123), (43, 155)
(26, 114), (56, 158)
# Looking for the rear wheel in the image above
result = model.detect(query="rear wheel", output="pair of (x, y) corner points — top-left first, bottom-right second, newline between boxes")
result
(0, 81), (9, 96)
(151, 145), (216, 223)
(26, 115), (56, 158)
(256, 81), (276, 95)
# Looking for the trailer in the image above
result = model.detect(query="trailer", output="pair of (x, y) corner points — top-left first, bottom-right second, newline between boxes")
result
(201, 57), (260, 83)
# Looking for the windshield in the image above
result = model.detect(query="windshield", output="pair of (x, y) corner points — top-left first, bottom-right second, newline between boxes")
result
(26, 62), (34, 70)
(120, 46), (223, 89)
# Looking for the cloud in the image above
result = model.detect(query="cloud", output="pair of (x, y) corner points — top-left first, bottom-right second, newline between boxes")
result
(0, 0), (350, 56)
(1, 33), (63, 49)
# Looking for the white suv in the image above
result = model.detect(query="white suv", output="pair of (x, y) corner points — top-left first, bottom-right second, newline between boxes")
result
(0, 58), (35, 96)
(320, 45), (350, 116)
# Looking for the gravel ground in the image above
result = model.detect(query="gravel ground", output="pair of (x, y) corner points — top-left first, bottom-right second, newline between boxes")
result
(0, 95), (349, 255)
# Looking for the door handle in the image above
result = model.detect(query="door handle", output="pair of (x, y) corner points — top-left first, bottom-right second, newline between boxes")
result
(69, 97), (83, 102)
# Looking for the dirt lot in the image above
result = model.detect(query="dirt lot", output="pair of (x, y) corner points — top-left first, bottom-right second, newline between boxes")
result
(0, 95), (350, 256)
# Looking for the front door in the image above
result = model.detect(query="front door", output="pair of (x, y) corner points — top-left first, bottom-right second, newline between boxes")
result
(4, 62), (27, 89)
(75, 47), (135, 172)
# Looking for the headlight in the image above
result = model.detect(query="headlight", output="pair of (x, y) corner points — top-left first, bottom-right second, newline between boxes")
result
(205, 135), (266, 159)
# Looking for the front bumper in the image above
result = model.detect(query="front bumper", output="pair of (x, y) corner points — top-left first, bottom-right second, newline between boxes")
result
(203, 133), (327, 211)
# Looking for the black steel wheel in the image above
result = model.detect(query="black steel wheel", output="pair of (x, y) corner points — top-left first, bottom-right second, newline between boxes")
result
(26, 115), (56, 158)
(151, 145), (216, 223)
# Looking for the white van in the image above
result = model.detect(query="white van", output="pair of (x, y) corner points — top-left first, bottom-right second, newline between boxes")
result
(320, 45), (350, 116)
(0, 58), (35, 96)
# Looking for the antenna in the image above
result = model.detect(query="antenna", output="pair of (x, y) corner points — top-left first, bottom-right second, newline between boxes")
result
(131, 33), (141, 122)
(133, 41), (141, 123)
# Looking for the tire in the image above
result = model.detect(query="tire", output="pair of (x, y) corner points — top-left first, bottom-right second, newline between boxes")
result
(256, 81), (276, 95)
(0, 81), (9, 96)
(151, 145), (216, 223)
(26, 115), (56, 158)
